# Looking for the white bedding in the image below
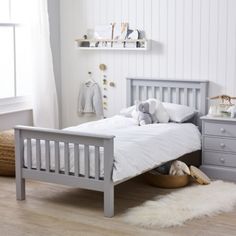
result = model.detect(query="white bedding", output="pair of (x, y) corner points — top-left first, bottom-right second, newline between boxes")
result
(24, 115), (201, 183)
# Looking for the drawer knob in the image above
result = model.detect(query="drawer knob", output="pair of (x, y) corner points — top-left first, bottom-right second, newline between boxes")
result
(220, 128), (225, 133)
(220, 143), (226, 148)
(220, 158), (225, 163)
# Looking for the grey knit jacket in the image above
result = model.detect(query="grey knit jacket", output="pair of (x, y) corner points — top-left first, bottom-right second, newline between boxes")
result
(77, 82), (104, 117)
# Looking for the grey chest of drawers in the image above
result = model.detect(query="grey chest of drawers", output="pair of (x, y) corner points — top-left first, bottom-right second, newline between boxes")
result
(201, 116), (236, 182)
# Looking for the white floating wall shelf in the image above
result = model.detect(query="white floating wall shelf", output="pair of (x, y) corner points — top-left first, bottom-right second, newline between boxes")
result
(75, 39), (149, 51)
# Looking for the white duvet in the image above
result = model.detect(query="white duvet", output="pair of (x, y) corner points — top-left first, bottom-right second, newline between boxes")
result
(24, 115), (201, 183)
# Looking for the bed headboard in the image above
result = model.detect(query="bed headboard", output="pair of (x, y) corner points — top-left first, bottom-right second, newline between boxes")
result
(126, 78), (209, 125)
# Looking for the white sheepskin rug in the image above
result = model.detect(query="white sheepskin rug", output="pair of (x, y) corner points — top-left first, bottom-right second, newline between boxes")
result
(122, 181), (236, 228)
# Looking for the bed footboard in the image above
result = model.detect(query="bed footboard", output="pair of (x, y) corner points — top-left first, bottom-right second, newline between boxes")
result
(14, 126), (115, 217)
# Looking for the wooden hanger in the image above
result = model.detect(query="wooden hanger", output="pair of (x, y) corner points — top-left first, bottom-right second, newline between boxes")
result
(85, 71), (96, 85)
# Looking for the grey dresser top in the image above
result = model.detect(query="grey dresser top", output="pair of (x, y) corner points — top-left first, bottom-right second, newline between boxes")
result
(201, 116), (236, 123)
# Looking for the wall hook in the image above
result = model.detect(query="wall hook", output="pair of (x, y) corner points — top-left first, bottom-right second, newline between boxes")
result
(109, 81), (115, 87)
(99, 64), (107, 71)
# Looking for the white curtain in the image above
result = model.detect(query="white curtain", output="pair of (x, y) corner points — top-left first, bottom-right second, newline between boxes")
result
(13, 0), (59, 128)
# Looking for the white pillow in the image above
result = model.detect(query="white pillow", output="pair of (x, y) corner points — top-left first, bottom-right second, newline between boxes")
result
(163, 102), (196, 123)
(120, 105), (135, 117)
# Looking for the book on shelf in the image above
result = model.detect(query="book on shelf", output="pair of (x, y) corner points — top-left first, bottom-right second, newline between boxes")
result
(94, 24), (113, 39)
(113, 23), (128, 41)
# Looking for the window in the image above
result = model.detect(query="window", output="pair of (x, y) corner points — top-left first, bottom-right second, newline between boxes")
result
(0, 0), (32, 109)
(0, 24), (16, 99)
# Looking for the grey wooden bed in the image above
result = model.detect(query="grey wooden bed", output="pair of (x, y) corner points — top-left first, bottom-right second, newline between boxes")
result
(15, 78), (209, 217)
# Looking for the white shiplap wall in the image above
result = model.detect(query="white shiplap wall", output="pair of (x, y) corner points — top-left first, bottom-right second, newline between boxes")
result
(60, 0), (236, 127)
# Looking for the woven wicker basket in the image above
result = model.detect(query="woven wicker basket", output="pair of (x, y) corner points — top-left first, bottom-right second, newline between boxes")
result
(145, 170), (190, 189)
(0, 130), (15, 177)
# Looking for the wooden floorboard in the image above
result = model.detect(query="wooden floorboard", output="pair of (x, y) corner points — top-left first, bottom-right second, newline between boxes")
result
(0, 176), (236, 236)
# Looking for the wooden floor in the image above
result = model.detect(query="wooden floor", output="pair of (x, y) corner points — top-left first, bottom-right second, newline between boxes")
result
(0, 176), (236, 236)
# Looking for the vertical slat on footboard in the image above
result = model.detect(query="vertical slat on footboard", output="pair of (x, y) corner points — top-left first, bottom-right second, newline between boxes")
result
(45, 140), (50, 172)
(26, 139), (32, 169)
(74, 144), (79, 176)
(84, 145), (89, 178)
(95, 146), (100, 180)
(36, 139), (41, 170)
(55, 141), (60, 173)
(64, 142), (69, 175)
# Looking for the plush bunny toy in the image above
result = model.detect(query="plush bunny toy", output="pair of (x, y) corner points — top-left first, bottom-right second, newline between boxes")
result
(135, 101), (153, 126)
(169, 160), (190, 176)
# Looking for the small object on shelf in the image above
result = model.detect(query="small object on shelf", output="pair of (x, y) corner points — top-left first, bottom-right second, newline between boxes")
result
(228, 105), (236, 118)
(127, 29), (139, 40)
(126, 29), (139, 48)
(90, 41), (96, 47)
(81, 35), (90, 47)
(125, 41), (137, 48)
(87, 29), (94, 39)
(113, 23), (128, 48)
(94, 24), (113, 38)
(113, 42), (125, 48)
(209, 94), (236, 105)
(208, 104), (233, 117)
(208, 94), (236, 117)
(113, 23), (128, 40)
(221, 111), (231, 118)
(103, 95), (107, 99)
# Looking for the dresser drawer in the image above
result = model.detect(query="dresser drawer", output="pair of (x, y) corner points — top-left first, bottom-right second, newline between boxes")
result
(203, 151), (236, 168)
(203, 121), (236, 137)
(203, 137), (236, 153)
(200, 165), (236, 182)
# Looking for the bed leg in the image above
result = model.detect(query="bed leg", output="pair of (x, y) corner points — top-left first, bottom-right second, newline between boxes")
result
(16, 177), (25, 200)
(104, 186), (114, 217)
(103, 139), (114, 217)
(15, 128), (25, 200)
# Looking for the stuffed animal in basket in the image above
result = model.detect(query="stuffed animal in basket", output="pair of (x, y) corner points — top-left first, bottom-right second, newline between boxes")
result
(169, 160), (190, 176)
(132, 101), (153, 126)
